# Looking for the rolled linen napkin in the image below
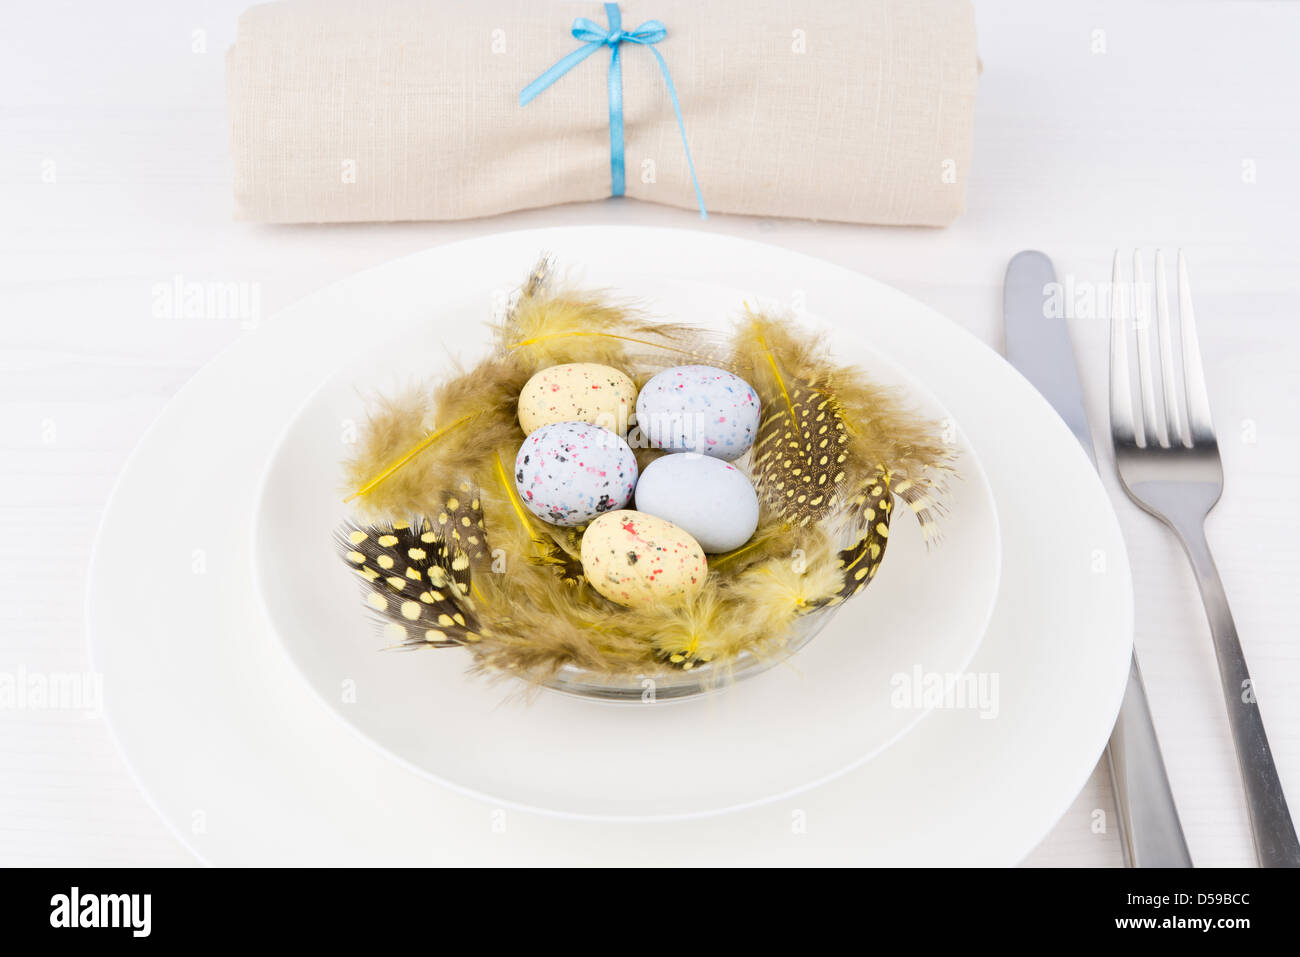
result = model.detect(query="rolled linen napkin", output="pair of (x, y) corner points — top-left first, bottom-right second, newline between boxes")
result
(227, 0), (979, 226)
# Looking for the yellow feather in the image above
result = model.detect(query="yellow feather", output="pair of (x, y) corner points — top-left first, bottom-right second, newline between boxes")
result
(345, 413), (475, 502)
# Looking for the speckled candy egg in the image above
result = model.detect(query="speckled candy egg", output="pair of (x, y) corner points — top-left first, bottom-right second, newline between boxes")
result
(634, 454), (760, 553)
(636, 365), (760, 460)
(517, 363), (638, 437)
(514, 421), (637, 526)
(580, 511), (707, 607)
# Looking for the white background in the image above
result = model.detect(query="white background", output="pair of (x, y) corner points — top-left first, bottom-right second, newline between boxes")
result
(2, 0), (1298, 866)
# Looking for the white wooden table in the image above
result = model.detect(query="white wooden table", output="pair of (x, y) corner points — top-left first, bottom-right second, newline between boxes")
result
(2, 0), (1297, 867)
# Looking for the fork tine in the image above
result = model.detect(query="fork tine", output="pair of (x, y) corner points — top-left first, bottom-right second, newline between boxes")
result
(1154, 251), (1186, 447)
(1132, 251), (1167, 447)
(1177, 250), (1217, 443)
(1109, 250), (1138, 445)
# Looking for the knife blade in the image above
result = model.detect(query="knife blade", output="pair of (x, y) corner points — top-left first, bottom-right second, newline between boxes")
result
(1004, 252), (1098, 464)
(1003, 250), (1192, 868)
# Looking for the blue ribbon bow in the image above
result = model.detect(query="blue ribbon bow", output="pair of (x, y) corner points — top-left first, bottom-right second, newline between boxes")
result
(520, 2), (707, 219)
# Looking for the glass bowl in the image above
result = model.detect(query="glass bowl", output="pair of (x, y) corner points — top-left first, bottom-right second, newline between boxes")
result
(536, 600), (841, 703)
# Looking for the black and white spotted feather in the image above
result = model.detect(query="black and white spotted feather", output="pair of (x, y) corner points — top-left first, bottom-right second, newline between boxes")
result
(337, 517), (481, 648)
(836, 473), (893, 600)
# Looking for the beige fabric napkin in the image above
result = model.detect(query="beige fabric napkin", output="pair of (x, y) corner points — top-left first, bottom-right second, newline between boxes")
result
(227, 0), (979, 225)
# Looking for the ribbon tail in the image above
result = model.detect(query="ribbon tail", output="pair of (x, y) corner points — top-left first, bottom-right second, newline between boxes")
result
(608, 43), (625, 197)
(520, 41), (606, 106)
(646, 46), (707, 219)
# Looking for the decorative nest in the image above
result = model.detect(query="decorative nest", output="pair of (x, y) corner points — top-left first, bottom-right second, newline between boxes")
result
(337, 257), (952, 690)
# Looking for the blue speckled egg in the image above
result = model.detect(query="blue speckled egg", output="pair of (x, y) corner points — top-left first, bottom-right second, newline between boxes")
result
(514, 421), (638, 526)
(634, 453), (760, 553)
(635, 365), (760, 460)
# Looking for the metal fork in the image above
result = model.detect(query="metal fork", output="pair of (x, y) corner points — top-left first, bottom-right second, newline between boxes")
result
(1110, 249), (1300, 867)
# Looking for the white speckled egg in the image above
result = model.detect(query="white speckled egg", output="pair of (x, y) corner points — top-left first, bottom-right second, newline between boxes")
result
(635, 365), (760, 460)
(634, 454), (760, 553)
(580, 510), (707, 607)
(514, 422), (637, 526)
(517, 363), (638, 437)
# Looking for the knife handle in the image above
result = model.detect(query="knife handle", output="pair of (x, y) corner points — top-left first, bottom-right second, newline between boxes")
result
(1107, 654), (1193, 866)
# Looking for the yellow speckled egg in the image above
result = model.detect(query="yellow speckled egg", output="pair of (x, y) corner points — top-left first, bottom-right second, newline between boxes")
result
(517, 363), (637, 437)
(580, 510), (708, 608)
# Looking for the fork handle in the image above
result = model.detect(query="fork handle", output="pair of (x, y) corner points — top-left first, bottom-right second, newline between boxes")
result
(1180, 521), (1300, 867)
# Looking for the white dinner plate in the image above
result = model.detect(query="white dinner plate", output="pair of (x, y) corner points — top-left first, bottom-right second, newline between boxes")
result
(87, 227), (1133, 865)
(252, 301), (999, 819)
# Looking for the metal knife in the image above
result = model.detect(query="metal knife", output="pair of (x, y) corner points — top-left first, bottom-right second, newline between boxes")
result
(1004, 250), (1193, 867)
